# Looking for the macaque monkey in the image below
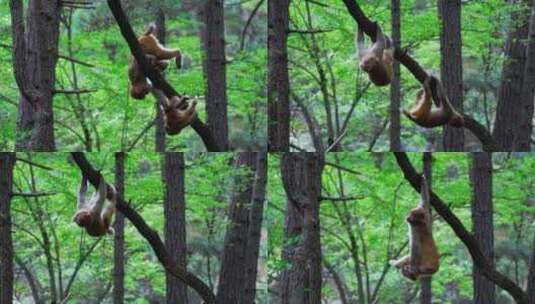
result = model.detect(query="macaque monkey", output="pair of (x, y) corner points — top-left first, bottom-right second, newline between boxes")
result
(128, 54), (169, 99)
(402, 76), (464, 128)
(356, 23), (394, 87)
(128, 24), (182, 99)
(73, 175), (117, 237)
(160, 95), (197, 135)
(390, 175), (440, 281)
(138, 24), (182, 69)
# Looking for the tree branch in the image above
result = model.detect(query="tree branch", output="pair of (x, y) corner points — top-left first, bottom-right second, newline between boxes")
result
(106, 0), (220, 151)
(70, 153), (216, 303)
(341, 0), (497, 151)
(393, 152), (528, 304)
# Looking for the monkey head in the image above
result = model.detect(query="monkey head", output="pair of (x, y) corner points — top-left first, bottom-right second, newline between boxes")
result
(73, 210), (93, 228)
(130, 84), (150, 100)
(406, 207), (427, 225)
(359, 54), (379, 73)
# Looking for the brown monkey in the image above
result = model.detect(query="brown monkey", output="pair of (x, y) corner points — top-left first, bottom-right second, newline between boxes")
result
(127, 24), (182, 99)
(356, 23), (394, 87)
(128, 54), (169, 99)
(73, 175), (116, 237)
(160, 95), (197, 135)
(138, 24), (182, 69)
(402, 76), (464, 128)
(391, 175), (440, 281)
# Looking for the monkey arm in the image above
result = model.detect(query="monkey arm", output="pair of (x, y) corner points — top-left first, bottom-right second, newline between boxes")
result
(77, 175), (88, 209)
(370, 23), (386, 58)
(90, 176), (107, 215)
(356, 26), (367, 59)
(101, 185), (117, 228)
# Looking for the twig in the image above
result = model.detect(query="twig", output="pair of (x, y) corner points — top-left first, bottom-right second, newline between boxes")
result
(11, 192), (57, 198)
(53, 89), (97, 95)
(325, 129), (348, 153)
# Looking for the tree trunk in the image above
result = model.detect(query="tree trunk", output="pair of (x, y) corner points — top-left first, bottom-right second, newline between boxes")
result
(113, 152), (125, 304)
(216, 153), (257, 303)
(164, 153), (188, 303)
(268, 0), (290, 151)
(242, 152), (268, 304)
(9, 0), (60, 151)
(390, 0), (402, 151)
(493, 0), (530, 150)
(514, 0), (535, 151)
(155, 9), (167, 153)
(420, 153), (432, 304)
(439, 0), (465, 151)
(280, 153), (323, 304)
(470, 152), (495, 304)
(528, 237), (535, 304)
(201, 0), (229, 150)
(0, 154), (15, 304)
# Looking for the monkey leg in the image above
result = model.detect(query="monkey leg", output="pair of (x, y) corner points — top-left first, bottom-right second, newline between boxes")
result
(390, 255), (410, 268)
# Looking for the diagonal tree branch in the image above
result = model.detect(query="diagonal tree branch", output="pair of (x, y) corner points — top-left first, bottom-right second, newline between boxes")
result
(106, 0), (221, 151)
(341, 0), (497, 151)
(70, 153), (216, 303)
(394, 152), (528, 304)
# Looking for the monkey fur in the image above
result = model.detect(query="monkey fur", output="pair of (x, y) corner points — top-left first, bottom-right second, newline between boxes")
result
(128, 24), (182, 99)
(356, 23), (394, 87)
(138, 24), (182, 69)
(390, 175), (440, 281)
(73, 175), (117, 237)
(128, 54), (169, 99)
(402, 76), (464, 128)
(160, 95), (197, 135)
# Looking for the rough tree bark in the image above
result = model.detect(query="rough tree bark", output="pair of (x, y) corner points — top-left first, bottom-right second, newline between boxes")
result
(9, 0), (60, 151)
(514, 0), (535, 151)
(0, 154), (16, 304)
(470, 152), (495, 304)
(216, 153), (257, 303)
(439, 0), (465, 151)
(268, 0), (290, 151)
(528, 237), (535, 304)
(71, 153), (216, 303)
(420, 153), (432, 304)
(242, 152), (267, 304)
(113, 152), (126, 304)
(394, 153), (528, 303)
(280, 153), (323, 304)
(164, 153), (188, 303)
(201, 0), (229, 150)
(390, 0), (402, 151)
(493, 0), (530, 151)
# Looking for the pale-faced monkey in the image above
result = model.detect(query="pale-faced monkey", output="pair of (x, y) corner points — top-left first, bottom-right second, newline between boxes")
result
(356, 23), (394, 87)
(391, 175), (440, 281)
(402, 75), (464, 128)
(160, 95), (197, 135)
(73, 175), (117, 237)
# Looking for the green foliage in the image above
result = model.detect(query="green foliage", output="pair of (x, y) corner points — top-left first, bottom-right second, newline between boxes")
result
(268, 153), (534, 303)
(0, 1), (266, 151)
(287, 0), (514, 151)
(10, 152), (268, 303)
